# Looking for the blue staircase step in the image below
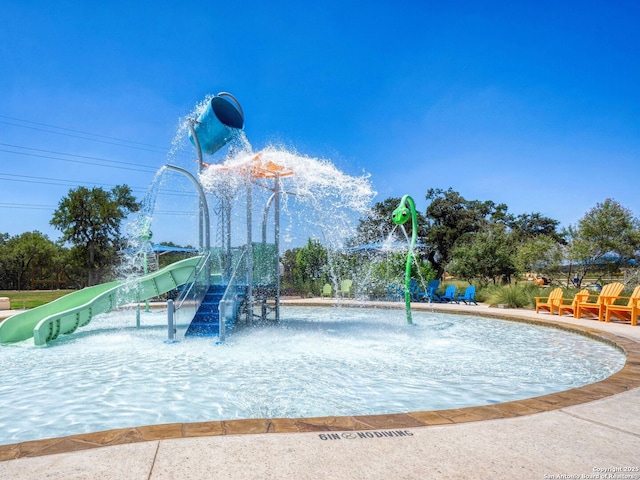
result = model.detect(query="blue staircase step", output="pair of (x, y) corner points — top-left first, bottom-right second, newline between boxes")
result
(185, 285), (226, 337)
(184, 284), (248, 338)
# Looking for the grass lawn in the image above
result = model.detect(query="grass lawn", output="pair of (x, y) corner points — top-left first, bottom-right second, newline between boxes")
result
(0, 290), (76, 309)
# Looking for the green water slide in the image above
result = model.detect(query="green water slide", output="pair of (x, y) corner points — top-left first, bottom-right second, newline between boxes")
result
(0, 256), (203, 346)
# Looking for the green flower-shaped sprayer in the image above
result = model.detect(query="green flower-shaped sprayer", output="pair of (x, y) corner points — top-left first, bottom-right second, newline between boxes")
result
(392, 194), (416, 325)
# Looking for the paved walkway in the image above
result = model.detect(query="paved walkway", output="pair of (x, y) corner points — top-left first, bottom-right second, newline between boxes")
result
(1, 300), (640, 479)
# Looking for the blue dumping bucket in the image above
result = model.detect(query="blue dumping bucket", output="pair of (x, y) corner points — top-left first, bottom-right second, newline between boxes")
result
(189, 92), (244, 155)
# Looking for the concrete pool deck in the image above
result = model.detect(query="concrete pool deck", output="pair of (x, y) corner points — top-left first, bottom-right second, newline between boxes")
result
(1, 299), (640, 479)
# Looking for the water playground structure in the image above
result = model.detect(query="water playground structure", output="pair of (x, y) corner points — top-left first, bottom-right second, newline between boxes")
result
(0, 92), (291, 345)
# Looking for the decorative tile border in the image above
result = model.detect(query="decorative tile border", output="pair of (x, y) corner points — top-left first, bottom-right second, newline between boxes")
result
(1, 306), (639, 462)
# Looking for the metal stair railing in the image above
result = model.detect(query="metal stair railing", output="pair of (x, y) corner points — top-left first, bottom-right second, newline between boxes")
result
(218, 248), (247, 342)
(172, 251), (212, 337)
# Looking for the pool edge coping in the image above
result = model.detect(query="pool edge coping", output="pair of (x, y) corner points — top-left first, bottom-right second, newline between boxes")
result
(1, 302), (639, 462)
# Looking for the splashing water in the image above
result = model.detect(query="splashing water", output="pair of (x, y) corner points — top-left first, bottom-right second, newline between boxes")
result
(117, 166), (168, 287)
(198, 144), (376, 250)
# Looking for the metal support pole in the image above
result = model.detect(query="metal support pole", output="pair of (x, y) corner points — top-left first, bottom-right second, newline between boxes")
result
(274, 172), (281, 323)
(167, 299), (176, 341)
(246, 171), (253, 325)
(143, 250), (150, 313)
(260, 192), (277, 323)
(262, 192), (276, 246)
(218, 300), (226, 343)
(225, 198), (232, 279)
(259, 175), (282, 323)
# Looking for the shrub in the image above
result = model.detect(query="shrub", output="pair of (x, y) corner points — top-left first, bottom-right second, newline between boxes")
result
(486, 285), (531, 308)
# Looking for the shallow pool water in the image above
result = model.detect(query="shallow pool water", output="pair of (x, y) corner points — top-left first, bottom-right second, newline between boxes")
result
(0, 306), (625, 445)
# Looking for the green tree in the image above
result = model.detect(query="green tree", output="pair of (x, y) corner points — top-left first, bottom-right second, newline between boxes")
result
(566, 198), (640, 285)
(424, 188), (508, 279)
(514, 235), (564, 283)
(507, 213), (565, 283)
(507, 212), (565, 244)
(280, 247), (299, 290)
(48, 241), (73, 289)
(1, 231), (58, 290)
(51, 185), (140, 286)
(447, 224), (516, 286)
(294, 239), (329, 294)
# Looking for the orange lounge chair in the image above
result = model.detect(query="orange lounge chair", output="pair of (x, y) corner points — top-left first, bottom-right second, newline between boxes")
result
(534, 287), (563, 315)
(604, 285), (640, 326)
(557, 289), (590, 317)
(574, 282), (625, 321)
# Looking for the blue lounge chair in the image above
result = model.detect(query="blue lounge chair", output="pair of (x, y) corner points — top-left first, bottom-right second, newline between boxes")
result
(401, 279), (420, 302)
(410, 279), (420, 301)
(440, 285), (457, 303)
(385, 284), (402, 301)
(457, 285), (477, 305)
(418, 280), (440, 302)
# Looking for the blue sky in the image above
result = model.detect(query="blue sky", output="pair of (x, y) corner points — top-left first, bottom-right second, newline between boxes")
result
(1, 1), (639, 248)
